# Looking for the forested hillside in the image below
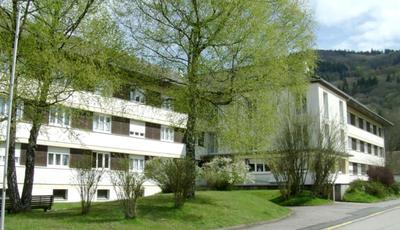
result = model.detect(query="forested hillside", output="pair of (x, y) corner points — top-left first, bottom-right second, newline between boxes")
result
(316, 50), (400, 171)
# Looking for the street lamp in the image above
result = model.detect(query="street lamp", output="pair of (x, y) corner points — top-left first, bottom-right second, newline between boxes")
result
(1, 6), (21, 230)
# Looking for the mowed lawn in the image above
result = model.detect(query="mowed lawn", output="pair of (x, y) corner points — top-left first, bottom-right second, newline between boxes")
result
(5, 190), (290, 230)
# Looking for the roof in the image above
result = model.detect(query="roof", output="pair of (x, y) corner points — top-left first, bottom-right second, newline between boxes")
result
(310, 77), (394, 127)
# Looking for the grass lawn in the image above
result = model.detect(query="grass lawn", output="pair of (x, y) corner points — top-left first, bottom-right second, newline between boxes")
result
(5, 190), (290, 230)
(271, 191), (332, 206)
(343, 191), (400, 203)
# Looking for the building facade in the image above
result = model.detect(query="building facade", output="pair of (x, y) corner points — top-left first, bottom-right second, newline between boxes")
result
(245, 78), (392, 186)
(0, 78), (392, 202)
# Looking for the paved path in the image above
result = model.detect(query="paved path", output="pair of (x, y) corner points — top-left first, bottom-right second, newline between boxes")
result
(242, 199), (400, 230)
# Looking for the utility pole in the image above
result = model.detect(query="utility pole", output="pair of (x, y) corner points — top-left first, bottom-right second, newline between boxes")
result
(1, 7), (21, 230)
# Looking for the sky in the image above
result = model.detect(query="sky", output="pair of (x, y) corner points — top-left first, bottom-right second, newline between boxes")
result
(310, 0), (400, 51)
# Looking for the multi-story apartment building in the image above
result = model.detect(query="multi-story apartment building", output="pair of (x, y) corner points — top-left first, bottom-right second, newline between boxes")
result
(244, 78), (392, 189)
(0, 76), (392, 202)
(0, 85), (191, 202)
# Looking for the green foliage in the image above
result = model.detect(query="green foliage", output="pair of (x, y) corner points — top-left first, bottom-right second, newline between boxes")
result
(343, 180), (398, 202)
(271, 190), (331, 206)
(199, 157), (249, 190)
(145, 158), (196, 208)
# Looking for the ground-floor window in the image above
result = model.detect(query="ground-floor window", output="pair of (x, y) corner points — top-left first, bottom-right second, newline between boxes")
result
(246, 159), (270, 172)
(129, 157), (145, 172)
(97, 189), (109, 200)
(53, 189), (68, 200)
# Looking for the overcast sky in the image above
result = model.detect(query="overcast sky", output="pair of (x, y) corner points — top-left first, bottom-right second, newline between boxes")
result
(310, 0), (400, 51)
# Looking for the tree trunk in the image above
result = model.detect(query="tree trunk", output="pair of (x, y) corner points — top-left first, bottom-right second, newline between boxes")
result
(6, 99), (22, 213)
(20, 121), (41, 210)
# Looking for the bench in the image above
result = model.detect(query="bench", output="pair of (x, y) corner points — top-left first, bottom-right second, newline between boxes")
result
(0, 195), (54, 213)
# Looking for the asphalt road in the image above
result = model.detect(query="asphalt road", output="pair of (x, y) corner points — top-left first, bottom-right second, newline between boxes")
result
(236, 199), (400, 230)
(333, 206), (400, 230)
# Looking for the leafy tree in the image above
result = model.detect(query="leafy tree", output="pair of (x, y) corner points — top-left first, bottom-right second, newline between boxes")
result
(117, 0), (315, 196)
(0, 0), (122, 211)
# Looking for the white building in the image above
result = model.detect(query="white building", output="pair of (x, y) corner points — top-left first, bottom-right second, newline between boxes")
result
(245, 78), (392, 188)
(0, 77), (392, 202)
(0, 87), (190, 202)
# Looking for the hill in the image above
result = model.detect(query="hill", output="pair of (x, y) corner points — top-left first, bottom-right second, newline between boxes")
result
(316, 50), (400, 170)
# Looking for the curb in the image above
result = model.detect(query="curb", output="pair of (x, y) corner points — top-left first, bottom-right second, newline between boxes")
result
(217, 209), (294, 230)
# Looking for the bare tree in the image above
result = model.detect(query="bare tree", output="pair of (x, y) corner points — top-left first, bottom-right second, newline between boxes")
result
(310, 122), (346, 197)
(109, 157), (145, 219)
(72, 154), (104, 215)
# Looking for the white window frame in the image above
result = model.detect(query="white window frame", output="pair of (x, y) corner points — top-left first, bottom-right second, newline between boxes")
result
(339, 101), (344, 124)
(129, 120), (145, 138)
(130, 89), (145, 104)
(49, 107), (71, 127)
(323, 92), (329, 119)
(161, 126), (174, 142)
(93, 113), (112, 133)
(129, 156), (145, 172)
(161, 96), (173, 110)
(0, 143), (20, 165)
(47, 152), (70, 168)
(95, 152), (110, 169)
(96, 189), (110, 200)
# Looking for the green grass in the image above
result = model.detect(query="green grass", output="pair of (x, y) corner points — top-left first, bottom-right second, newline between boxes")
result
(5, 190), (290, 230)
(343, 190), (382, 203)
(271, 191), (332, 206)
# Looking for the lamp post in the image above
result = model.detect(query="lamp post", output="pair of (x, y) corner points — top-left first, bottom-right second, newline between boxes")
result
(1, 7), (21, 230)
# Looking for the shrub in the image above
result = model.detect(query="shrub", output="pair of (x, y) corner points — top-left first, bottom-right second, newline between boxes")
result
(200, 157), (249, 190)
(109, 168), (145, 219)
(145, 158), (196, 208)
(346, 180), (387, 199)
(367, 166), (395, 187)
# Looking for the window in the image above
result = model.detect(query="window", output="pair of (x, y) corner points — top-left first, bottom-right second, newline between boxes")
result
(367, 143), (372, 154)
(161, 96), (173, 110)
(48, 152), (69, 167)
(340, 129), (345, 149)
(0, 97), (7, 116)
(366, 121), (371, 132)
(161, 126), (174, 142)
(323, 92), (329, 119)
(0, 143), (20, 165)
(373, 125), (377, 135)
(358, 118), (364, 129)
(129, 157), (145, 172)
(248, 163), (255, 172)
(129, 120), (145, 138)
(97, 189), (109, 200)
(350, 113), (356, 126)
(374, 145), (378, 156)
(380, 147), (385, 157)
(352, 163), (358, 175)
(49, 107), (71, 127)
(360, 140), (365, 153)
(339, 101), (344, 124)
(351, 138), (357, 151)
(256, 164), (264, 172)
(198, 132), (205, 147)
(95, 152), (110, 169)
(93, 113), (111, 133)
(361, 164), (367, 175)
(130, 89), (145, 103)
(53, 189), (68, 200)
(378, 128), (382, 137)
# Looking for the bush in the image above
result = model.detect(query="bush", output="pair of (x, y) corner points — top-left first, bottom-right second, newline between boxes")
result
(367, 166), (395, 187)
(145, 158), (196, 208)
(200, 157), (249, 190)
(346, 180), (387, 199)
